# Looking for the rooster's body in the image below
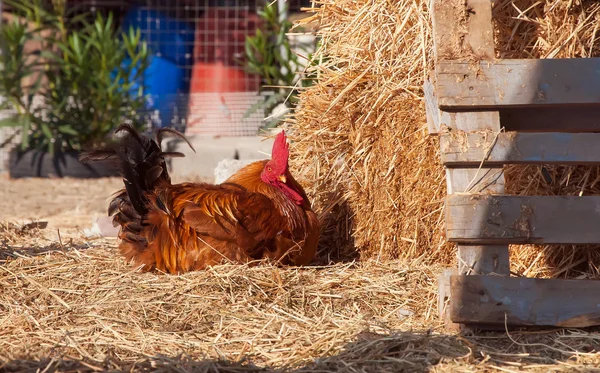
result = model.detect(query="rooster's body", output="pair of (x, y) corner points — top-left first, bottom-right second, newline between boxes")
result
(81, 125), (319, 273)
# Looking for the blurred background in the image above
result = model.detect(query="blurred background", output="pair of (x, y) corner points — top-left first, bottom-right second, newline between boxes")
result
(0, 0), (317, 180)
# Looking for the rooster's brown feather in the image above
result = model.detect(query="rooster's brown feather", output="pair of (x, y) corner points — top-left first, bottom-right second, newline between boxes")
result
(80, 126), (320, 273)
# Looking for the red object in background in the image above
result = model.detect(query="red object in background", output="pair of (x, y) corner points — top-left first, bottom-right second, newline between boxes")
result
(188, 7), (265, 135)
(190, 62), (260, 93)
(191, 7), (263, 93)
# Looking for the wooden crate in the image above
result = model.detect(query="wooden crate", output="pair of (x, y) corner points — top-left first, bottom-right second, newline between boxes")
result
(427, 0), (600, 330)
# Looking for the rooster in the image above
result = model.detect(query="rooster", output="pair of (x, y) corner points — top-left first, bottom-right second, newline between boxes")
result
(80, 124), (320, 274)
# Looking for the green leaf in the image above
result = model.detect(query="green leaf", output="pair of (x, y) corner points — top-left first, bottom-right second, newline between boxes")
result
(58, 125), (78, 136)
(20, 117), (30, 150)
(0, 115), (25, 127)
(245, 40), (255, 61)
(40, 122), (53, 139)
(276, 30), (286, 46)
(0, 2), (151, 153)
(268, 66), (279, 77)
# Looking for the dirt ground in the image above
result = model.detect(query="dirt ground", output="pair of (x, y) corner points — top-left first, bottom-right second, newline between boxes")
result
(1, 177), (600, 372)
(0, 175), (123, 235)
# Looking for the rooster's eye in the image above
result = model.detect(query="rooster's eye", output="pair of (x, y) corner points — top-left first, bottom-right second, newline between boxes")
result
(268, 167), (272, 172)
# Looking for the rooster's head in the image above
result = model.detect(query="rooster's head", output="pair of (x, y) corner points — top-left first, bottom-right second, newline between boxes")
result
(261, 130), (303, 205)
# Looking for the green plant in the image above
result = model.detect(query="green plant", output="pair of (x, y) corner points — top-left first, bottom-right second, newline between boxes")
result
(0, 17), (41, 151)
(0, 0), (148, 155)
(243, 1), (317, 129)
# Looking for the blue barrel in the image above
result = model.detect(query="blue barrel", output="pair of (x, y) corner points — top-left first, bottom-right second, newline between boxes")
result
(119, 7), (194, 127)
(121, 7), (195, 66)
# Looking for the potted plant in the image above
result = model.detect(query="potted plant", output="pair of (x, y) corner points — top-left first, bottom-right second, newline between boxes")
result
(0, 0), (149, 178)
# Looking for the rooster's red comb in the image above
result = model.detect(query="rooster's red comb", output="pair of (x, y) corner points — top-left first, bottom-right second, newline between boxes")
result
(271, 130), (289, 171)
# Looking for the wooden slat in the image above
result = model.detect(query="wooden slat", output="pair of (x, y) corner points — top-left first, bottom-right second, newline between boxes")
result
(431, 0), (511, 332)
(445, 168), (505, 194)
(441, 132), (600, 167)
(447, 195), (600, 244)
(450, 275), (600, 327)
(430, 0), (494, 61)
(439, 113), (506, 194)
(439, 110), (501, 134)
(438, 268), (456, 318)
(424, 79), (441, 135)
(431, 0), (506, 196)
(458, 245), (509, 275)
(436, 58), (600, 109)
(438, 268), (463, 332)
(501, 106), (600, 133)
(439, 103), (505, 195)
(461, 0), (494, 58)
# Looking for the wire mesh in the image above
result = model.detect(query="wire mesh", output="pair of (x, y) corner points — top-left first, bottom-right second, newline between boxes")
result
(82, 0), (267, 135)
(0, 0), (314, 172)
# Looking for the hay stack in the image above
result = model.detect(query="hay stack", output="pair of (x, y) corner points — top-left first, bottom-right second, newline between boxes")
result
(289, 0), (600, 277)
(289, 0), (446, 262)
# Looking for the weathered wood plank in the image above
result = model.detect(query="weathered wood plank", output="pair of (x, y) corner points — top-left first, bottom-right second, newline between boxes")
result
(438, 268), (456, 318)
(424, 78), (441, 135)
(438, 112), (505, 195)
(437, 96), (506, 193)
(447, 195), (600, 244)
(462, 0), (494, 59)
(440, 110), (501, 132)
(430, 0), (494, 61)
(438, 268), (463, 332)
(445, 168), (505, 194)
(440, 112), (506, 194)
(431, 0), (510, 332)
(436, 58), (600, 109)
(450, 275), (600, 327)
(458, 245), (510, 275)
(501, 106), (600, 132)
(441, 132), (600, 167)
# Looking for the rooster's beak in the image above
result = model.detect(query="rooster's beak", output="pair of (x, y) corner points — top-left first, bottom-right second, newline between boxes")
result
(278, 175), (287, 184)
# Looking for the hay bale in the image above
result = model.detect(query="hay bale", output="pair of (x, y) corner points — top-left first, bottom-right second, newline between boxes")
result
(289, 0), (446, 262)
(493, 0), (600, 59)
(290, 0), (600, 277)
